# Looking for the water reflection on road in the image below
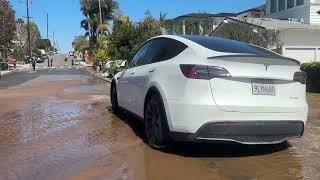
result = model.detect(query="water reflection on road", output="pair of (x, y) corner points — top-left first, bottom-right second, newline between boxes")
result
(0, 73), (319, 180)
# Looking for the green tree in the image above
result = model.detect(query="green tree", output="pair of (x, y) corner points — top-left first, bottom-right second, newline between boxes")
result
(108, 15), (136, 60)
(213, 22), (281, 51)
(72, 36), (89, 52)
(13, 19), (41, 57)
(26, 22), (41, 55)
(80, 0), (118, 42)
(14, 19), (27, 57)
(136, 11), (161, 45)
(108, 12), (161, 61)
(92, 35), (111, 63)
(72, 36), (89, 61)
(0, 0), (15, 48)
(36, 39), (53, 51)
(94, 48), (110, 62)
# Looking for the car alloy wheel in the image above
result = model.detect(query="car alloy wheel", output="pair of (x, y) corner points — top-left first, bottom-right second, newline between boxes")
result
(144, 94), (169, 148)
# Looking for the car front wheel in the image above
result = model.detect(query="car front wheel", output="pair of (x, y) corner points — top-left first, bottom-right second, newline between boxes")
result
(110, 83), (119, 113)
(144, 93), (170, 148)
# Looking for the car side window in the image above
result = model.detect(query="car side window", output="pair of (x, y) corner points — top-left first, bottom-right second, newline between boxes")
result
(150, 38), (188, 63)
(130, 42), (151, 68)
(130, 38), (188, 67)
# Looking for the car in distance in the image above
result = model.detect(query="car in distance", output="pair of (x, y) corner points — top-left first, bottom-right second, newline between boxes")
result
(69, 51), (75, 57)
(42, 54), (49, 61)
(36, 56), (44, 63)
(111, 35), (308, 148)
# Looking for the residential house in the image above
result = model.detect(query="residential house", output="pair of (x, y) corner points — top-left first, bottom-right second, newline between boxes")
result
(213, 17), (320, 63)
(265, 0), (320, 25)
(164, 8), (264, 35)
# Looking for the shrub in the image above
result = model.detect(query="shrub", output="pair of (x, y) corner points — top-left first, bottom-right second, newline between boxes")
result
(301, 62), (320, 93)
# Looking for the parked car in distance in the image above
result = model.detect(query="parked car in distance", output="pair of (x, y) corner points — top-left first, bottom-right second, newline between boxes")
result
(36, 56), (44, 63)
(24, 56), (31, 64)
(110, 35), (308, 148)
(42, 54), (49, 61)
(69, 51), (75, 56)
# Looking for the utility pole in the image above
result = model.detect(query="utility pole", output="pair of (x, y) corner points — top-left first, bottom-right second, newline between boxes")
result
(26, 0), (32, 57)
(56, 41), (59, 53)
(87, 14), (91, 37)
(52, 31), (55, 49)
(98, 0), (103, 35)
(46, 13), (49, 39)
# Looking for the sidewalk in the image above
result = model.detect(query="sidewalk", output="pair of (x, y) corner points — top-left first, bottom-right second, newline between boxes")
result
(80, 61), (93, 67)
(0, 64), (30, 76)
(81, 62), (112, 83)
(101, 77), (112, 83)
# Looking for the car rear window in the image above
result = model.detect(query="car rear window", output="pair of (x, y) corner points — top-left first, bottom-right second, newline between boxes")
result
(180, 35), (280, 57)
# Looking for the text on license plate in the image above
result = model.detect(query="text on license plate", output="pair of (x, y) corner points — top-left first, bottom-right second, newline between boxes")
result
(252, 81), (276, 96)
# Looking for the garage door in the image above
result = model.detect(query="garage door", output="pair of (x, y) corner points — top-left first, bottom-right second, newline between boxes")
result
(283, 48), (317, 63)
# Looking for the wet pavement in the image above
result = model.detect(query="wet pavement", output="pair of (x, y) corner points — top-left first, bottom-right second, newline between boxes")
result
(0, 60), (320, 179)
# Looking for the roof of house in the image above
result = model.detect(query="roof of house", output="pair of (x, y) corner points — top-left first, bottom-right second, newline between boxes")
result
(236, 6), (265, 16)
(173, 13), (236, 21)
(229, 17), (320, 30)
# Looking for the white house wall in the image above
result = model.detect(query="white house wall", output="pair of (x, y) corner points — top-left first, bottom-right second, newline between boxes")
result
(310, 3), (320, 24)
(280, 29), (320, 62)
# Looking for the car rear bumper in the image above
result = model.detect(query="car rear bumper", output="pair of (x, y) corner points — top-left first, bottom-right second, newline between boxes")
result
(170, 121), (304, 145)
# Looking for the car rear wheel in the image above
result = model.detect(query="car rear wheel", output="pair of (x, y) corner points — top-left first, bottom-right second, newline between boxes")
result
(144, 93), (170, 148)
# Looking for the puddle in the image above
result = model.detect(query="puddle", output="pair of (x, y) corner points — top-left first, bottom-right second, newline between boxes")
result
(64, 84), (107, 94)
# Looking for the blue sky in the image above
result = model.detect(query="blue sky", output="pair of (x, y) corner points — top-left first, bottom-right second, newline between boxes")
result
(11, 0), (264, 53)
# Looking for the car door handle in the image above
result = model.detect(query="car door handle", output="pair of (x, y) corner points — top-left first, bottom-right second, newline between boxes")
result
(131, 72), (135, 75)
(149, 69), (156, 73)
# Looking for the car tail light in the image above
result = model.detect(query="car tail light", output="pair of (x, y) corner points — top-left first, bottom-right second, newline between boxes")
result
(180, 64), (231, 80)
(293, 71), (306, 84)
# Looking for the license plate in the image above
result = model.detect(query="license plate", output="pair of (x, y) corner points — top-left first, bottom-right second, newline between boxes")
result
(252, 80), (276, 96)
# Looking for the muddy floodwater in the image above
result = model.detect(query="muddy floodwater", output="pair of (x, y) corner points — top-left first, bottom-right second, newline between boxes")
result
(0, 72), (320, 180)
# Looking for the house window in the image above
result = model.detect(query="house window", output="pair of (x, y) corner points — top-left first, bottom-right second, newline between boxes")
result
(278, 0), (285, 11)
(287, 0), (295, 9)
(270, 0), (277, 13)
(296, 0), (304, 6)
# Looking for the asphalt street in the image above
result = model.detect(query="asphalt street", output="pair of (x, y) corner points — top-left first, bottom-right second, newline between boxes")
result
(0, 54), (88, 89)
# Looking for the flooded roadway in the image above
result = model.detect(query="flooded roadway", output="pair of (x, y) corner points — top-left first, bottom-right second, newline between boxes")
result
(0, 66), (320, 180)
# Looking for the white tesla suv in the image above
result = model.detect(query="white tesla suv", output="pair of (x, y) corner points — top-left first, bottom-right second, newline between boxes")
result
(110, 35), (308, 147)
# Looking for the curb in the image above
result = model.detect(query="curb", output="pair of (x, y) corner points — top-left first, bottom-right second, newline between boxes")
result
(84, 66), (112, 83)
(0, 69), (19, 77)
(101, 77), (112, 83)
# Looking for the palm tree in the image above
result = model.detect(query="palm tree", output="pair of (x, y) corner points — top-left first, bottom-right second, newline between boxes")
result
(80, 0), (118, 41)
(159, 12), (167, 28)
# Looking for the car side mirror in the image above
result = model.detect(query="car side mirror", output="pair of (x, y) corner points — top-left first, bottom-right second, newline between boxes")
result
(121, 60), (128, 68)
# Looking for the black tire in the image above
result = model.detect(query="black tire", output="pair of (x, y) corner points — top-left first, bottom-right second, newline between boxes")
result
(144, 93), (170, 148)
(110, 82), (119, 113)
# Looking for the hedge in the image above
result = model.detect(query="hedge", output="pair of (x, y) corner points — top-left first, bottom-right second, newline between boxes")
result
(301, 62), (320, 93)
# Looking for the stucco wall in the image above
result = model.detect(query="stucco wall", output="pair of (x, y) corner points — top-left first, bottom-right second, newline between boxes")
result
(310, 4), (320, 24)
(280, 29), (320, 62)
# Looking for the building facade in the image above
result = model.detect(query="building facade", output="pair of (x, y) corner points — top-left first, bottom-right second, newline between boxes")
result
(266, 0), (320, 25)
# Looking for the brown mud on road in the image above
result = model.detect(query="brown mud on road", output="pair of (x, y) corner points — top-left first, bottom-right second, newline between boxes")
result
(0, 74), (320, 180)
